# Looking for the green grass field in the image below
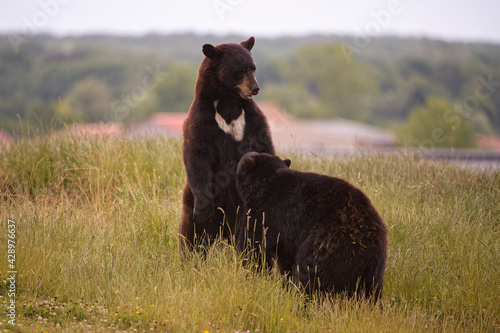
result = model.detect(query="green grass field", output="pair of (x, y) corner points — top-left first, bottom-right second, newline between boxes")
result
(1, 130), (499, 332)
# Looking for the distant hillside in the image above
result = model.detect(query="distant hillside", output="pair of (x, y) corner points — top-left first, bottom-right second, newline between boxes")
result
(1, 33), (499, 139)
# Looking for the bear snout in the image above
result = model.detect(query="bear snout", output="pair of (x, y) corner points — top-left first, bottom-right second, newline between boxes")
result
(236, 73), (260, 99)
(248, 75), (260, 95)
(236, 86), (255, 99)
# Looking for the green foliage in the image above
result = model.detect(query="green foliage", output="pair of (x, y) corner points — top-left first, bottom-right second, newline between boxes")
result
(261, 82), (329, 118)
(54, 98), (81, 124)
(25, 100), (60, 130)
(155, 63), (197, 113)
(469, 110), (497, 136)
(294, 44), (378, 121)
(1, 34), (500, 137)
(1, 133), (499, 331)
(261, 44), (378, 120)
(397, 98), (477, 148)
(131, 62), (198, 119)
(64, 77), (112, 122)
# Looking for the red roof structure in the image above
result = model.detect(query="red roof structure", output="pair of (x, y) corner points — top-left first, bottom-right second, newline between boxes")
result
(127, 102), (291, 138)
(128, 112), (188, 137)
(124, 102), (395, 151)
(69, 123), (123, 137)
(477, 135), (500, 152)
(0, 130), (14, 145)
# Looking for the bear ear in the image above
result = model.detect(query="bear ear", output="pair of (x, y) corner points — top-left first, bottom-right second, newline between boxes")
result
(202, 44), (219, 59)
(283, 159), (291, 168)
(243, 156), (257, 171)
(240, 37), (255, 51)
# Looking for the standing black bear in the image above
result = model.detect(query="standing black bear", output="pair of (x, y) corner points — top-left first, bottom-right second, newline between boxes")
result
(236, 152), (388, 299)
(178, 37), (275, 252)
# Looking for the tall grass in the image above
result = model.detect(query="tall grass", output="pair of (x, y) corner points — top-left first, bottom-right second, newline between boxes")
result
(1, 130), (499, 332)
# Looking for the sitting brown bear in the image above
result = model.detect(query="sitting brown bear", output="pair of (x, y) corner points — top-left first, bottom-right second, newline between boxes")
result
(236, 152), (388, 299)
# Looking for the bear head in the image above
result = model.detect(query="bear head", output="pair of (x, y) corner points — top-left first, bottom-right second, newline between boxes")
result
(200, 37), (260, 100)
(237, 152), (291, 192)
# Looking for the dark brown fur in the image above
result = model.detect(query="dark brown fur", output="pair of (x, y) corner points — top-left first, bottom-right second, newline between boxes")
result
(178, 37), (275, 252)
(236, 152), (388, 299)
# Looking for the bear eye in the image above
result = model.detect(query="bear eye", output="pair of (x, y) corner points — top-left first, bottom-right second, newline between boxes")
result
(241, 68), (247, 73)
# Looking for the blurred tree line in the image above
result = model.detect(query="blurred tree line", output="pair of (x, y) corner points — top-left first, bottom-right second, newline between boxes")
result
(1, 34), (499, 148)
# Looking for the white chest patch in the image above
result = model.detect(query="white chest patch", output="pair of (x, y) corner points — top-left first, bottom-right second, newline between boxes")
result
(213, 100), (246, 142)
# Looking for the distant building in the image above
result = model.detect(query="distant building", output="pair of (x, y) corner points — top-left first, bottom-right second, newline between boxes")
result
(127, 112), (187, 137)
(477, 135), (500, 152)
(126, 102), (291, 138)
(258, 101), (292, 131)
(69, 123), (123, 137)
(0, 130), (14, 145)
(124, 101), (396, 151)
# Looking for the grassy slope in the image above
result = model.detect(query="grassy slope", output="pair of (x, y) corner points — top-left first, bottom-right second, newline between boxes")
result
(1, 132), (499, 332)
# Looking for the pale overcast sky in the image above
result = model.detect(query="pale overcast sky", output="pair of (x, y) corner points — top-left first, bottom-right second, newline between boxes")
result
(1, 0), (500, 43)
